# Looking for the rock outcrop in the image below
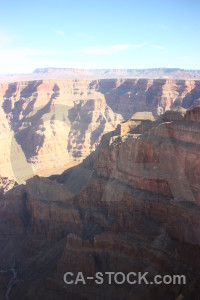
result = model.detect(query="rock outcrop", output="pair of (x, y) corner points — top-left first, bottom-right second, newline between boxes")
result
(0, 177), (17, 194)
(0, 79), (200, 188)
(0, 107), (199, 299)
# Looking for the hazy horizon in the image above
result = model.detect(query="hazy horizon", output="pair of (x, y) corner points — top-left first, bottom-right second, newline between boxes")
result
(2, 67), (200, 76)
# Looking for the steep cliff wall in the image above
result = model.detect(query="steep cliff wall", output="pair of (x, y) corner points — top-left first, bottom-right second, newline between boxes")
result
(0, 79), (200, 185)
(0, 107), (199, 300)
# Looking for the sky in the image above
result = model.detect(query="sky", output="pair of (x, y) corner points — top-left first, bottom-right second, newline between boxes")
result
(0, 0), (200, 73)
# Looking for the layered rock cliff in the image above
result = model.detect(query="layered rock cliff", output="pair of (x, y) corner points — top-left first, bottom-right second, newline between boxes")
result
(0, 79), (200, 186)
(0, 107), (199, 300)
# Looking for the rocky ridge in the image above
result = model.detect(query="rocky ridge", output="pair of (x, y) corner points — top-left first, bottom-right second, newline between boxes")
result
(0, 107), (199, 299)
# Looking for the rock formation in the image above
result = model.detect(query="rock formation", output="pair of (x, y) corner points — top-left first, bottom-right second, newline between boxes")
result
(0, 79), (200, 189)
(0, 177), (17, 194)
(0, 107), (199, 299)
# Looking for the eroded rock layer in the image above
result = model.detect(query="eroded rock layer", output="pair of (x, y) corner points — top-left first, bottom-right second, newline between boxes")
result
(0, 107), (199, 300)
(0, 79), (200, 185)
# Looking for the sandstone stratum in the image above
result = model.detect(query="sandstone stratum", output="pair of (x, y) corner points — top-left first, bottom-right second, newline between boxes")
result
(0, 78), (200, 187)
(0, 107), (199, 299)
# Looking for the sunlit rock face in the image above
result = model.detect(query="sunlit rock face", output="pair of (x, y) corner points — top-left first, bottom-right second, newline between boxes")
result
(0, 79), (200, 187)
(0, 79), (123, 183)
(0, 107), (199, 300)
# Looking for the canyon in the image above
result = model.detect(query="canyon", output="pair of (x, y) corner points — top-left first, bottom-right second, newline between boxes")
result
(0, 106), (199, 299)
(0, 78), (200, 188)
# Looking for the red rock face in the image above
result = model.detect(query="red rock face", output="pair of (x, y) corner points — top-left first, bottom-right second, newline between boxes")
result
(0, 107), (199, 299)
(0, 79), (200, 188)
(185, 106), (200, 121)
(97, 107), (200, 204)
(0, 79), (123, 184)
